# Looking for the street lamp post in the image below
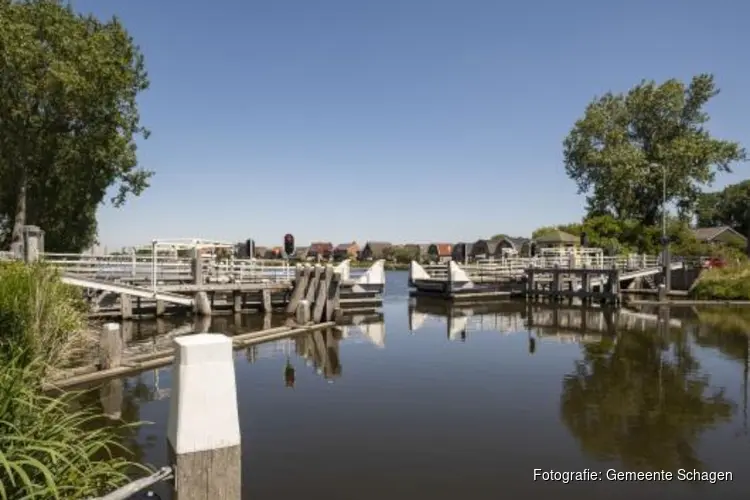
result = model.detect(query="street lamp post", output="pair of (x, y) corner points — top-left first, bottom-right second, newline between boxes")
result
(652, 162), (671, 292)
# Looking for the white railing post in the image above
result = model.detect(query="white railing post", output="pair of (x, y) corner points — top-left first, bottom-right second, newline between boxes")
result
(151, 240), (158, 294)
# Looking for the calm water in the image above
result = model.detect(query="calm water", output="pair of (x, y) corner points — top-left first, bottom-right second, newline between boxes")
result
(80, 271), (750, 499)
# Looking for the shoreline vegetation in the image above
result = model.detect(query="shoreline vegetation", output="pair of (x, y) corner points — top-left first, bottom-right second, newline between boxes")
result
(689, 263), (750, 301)
(0, 262), (148, 498)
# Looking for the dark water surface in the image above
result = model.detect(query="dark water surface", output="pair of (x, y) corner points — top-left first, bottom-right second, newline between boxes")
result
(81, 271), (750, 499)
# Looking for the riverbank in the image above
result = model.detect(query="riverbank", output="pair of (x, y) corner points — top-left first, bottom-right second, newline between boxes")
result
(689, 263), (750, 301)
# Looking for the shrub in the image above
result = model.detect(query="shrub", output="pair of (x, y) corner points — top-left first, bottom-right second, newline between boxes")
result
(689, 263), (750, 300)
(0, 263), (149, 498)
(0, 261), (90, 378)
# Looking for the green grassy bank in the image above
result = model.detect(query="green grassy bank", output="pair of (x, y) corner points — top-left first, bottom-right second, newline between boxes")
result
(690, 263), (750, 301)
(0, 262), (147, 498)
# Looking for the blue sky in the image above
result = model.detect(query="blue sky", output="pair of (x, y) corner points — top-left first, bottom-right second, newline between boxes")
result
(74, 0), (749, 250)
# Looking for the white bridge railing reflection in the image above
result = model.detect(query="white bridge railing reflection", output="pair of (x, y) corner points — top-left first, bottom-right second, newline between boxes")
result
(408, 300), (682, 342)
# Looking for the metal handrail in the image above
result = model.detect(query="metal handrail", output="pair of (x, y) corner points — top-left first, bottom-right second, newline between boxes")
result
(95, 466), (173, 500)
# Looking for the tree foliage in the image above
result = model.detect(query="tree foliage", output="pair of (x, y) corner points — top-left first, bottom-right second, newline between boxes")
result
(696, 180), (750, 243)
(531, 214), (747, 260)
(563, 74), (747, 226)
(0, 0), (151, 252)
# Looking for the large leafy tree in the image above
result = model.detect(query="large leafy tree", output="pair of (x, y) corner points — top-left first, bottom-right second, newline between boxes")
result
(0, 0), (152, 253)
(563, 74), (746, 226)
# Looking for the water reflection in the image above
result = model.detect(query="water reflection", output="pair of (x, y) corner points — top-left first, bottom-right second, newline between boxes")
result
(71, 303), (750, 498)
(560, 306), (735, 471)
(408, 299), (748, 472)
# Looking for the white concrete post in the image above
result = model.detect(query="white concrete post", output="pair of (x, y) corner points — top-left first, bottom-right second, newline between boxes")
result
(167, 334), (241, 499)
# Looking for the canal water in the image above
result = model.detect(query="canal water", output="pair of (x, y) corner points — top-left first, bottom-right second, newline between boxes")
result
(82, 271), (750, 499)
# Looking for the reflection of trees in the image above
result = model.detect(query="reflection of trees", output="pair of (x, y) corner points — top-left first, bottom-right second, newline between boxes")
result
(71, 374), (159, 467)
(561, 325), (734, 471)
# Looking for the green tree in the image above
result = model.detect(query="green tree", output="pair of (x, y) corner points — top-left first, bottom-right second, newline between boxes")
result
(0, 0), (152, 253)
(563, 74), (746, 226)
(695, 180), (750, 252)
(390, 245), (420, 264)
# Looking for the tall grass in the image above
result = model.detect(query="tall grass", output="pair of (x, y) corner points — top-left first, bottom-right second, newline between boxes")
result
(0, 357), (148, 499)
(0, 262), (149, 498)
(0, 262), (90, 378)
(690, 263), (750, 300)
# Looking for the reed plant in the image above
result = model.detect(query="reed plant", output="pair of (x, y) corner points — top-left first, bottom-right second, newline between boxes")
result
(0, 262), (148, 498)
(0, 261), (91, 378)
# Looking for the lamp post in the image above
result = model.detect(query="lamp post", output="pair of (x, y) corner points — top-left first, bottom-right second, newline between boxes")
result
(651, 162), (670, 292)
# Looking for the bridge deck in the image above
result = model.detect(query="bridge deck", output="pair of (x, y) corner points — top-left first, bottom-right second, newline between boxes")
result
(61, 276), (194, 306)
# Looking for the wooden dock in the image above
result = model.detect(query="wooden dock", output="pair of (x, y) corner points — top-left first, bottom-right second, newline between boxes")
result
(409, 252), (686, 304)
(32, 247), (386, 320)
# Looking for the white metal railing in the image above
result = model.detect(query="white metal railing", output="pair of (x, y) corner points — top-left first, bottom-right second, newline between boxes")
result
(424, 254), (665, 279)
(32, 253), (368, 287)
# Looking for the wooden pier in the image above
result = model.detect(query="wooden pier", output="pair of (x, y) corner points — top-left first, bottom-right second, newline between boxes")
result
(409, 249), (686, 304)
(23, 241), (386, 320)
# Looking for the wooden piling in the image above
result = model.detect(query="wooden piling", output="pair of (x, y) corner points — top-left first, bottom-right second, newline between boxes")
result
(194, 291), (212, 316)
(295, 299), (311, 325)
(120, 294), (133, 320)
(99, 323), (123, 420)
(305, 265), (323, 305)
(286, 265), (310, 314)
(232, 291), (242, 313)
(167, 334), (241, 500)
(156, 300), (166, 316)
(312, 265), (333, 323)
(261, 288), (272, 313)
(325, 271), (342, 322)
(191, 250), (204, 285)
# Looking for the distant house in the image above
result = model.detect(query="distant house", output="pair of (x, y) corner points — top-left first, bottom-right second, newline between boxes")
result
(308, 242), (333, 261)
(293, 246), (310, 261)
(265, 246), (283, 259)
(333, 242), (360, 261)
(692, 226), (747, 246)
(360, 241), (392, 260)
(427, 243), (452, 263)
(471, 239), (502, 260)
(452, 242), (474, 263)
(495, 237), (532, 257)
(253, 246), (268, 259)
(534, 230), (578, 250)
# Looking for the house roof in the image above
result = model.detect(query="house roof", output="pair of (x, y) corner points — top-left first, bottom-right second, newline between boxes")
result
(293, 246), (309, 257)
(504, 237), (530, 249)
(334, 242), (357, 251)
(534, 230), (578, 244)
(309, 242), (333, 253)
(692, 226), (747, 242)
(429, 243), (452, 256)
(471, 239), (501, 254)
(365, 241), (392, 251)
